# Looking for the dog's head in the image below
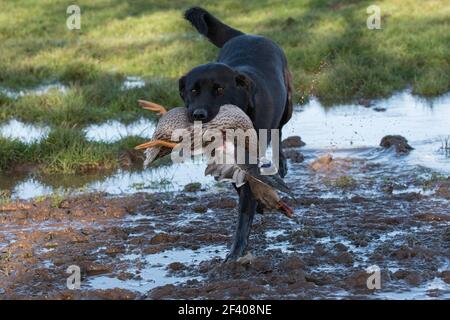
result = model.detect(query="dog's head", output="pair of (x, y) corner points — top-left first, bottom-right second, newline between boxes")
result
(179, 63), (256, 123)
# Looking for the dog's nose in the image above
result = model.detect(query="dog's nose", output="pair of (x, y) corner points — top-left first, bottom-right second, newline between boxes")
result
(192, 108), (208, 121)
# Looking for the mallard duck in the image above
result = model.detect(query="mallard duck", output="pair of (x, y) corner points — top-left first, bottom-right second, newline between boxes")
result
(135, 100), (256, 165)
(135, 100), (295, 217)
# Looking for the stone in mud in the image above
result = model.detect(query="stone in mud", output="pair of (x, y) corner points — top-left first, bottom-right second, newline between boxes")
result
(333, 252), (354, 265)
(285, 150), (304, 163)
(350, 195), (366, 203)
(357, 98), (374, 108)
(373, 107), (387, 112)
(208, 197), (236, 209)
(281, 136), (306, 148)
(334, 243), (349, 252)
(306, 273), (334, 286)
(82, 262), (112, 276)
(312, 244), (328, 256)
(279, 256), (306, 271)
(439, 270), (450, 284)
(405, 272), (423, 286)
(393, 269), (423, 285)
(393, 192), (422, 201)
(183, 182), (202, 192)
(192, 205), (208, 213)
(380, 135), (414, 154)
(343, 270), (371, 290)
(105, 246), (125, 255)
(251, 257), (273, 273)
(435, 182), (450, 199)
(392, 245), (434, 260)
(150, 232), (179, 244)
(147, 284), (177, 300)
(168, 262), (186, 271)
(84, 288), (137, 300)
(117, 272), (134, 281)
(310, 154), (333, 171)
(414, 213), (450, 222)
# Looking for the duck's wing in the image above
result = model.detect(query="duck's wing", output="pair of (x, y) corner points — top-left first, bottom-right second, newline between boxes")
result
(246, 173), (294, 218)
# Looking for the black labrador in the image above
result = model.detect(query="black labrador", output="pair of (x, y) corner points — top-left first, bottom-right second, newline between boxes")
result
(180, 7), (293, 260)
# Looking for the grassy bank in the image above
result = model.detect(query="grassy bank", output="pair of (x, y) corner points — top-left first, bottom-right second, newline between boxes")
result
(0, 129), (145, 174)
(0, 0), (449, 172)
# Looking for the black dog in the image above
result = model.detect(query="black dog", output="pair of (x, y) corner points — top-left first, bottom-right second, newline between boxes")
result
(180, 7), (293, 260)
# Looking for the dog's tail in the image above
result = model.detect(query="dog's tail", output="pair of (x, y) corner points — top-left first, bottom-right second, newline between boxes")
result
(184, 7), (244, 48)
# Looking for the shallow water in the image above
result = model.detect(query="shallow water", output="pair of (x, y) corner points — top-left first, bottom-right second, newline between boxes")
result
(0, 119), (50, 143)
(0, 83), (67, 99)
(0, 77), (143, 100)
(284, 90), (450, 173)
(1, 89), (449, 199)
(87, 245), (227, 293)
(84, 118), (155, 142)
(373, 278), (450, 300)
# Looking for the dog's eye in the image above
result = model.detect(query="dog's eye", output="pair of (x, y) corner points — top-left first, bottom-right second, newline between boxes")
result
(191, 89), (198, 95)
(215, 87), (224, 95)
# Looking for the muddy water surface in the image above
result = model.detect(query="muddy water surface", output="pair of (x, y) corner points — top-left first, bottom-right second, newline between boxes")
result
(0, 90), (449, 299)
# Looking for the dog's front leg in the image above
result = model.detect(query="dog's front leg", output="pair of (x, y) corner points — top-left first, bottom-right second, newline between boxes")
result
(225, 184), (256, 261)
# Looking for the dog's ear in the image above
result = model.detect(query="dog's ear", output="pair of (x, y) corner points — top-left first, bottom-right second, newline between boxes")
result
(236, 73), (257, 111)
(179, 75), (187, 102)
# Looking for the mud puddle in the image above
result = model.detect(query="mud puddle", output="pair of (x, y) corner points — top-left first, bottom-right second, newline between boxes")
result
(0, 89), (449, 299)
(87, 245), (227, 293)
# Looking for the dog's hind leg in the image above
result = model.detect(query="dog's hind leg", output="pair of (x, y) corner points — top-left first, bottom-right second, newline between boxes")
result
(184, 7), (244, 48)
(225, 184), (256, 261)
(278, 134), (288, 178)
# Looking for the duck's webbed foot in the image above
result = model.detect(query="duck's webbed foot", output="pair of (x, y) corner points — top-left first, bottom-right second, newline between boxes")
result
(135, 139), (178, 150)
(138, 100), (167, 115)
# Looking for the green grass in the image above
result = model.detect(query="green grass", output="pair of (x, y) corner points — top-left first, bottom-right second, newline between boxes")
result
(0, 129), (146, 174)
(0, 189), (12, 205)
(324, 175), (358, 189)
(0, 0), (449, 172)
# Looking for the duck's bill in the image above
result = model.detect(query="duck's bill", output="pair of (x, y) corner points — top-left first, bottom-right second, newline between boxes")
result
(135, 139), (178, 150)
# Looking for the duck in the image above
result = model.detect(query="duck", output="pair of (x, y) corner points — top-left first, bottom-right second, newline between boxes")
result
(135, 100), (295, 218)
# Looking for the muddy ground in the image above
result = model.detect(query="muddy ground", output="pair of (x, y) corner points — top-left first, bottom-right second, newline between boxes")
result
(0, 151), (449, 300)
